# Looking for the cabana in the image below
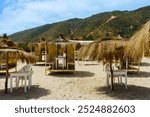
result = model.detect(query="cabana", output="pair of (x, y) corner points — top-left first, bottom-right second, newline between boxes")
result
(45, 36), (75, 74)
(28, 39), (47, 62)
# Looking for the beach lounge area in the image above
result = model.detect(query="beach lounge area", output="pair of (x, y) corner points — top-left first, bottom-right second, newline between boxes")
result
(0, 57), (150, 100)
(0, 16), (150, 100)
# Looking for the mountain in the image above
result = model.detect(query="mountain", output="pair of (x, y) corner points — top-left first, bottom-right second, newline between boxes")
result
(10, 6), (150, 43)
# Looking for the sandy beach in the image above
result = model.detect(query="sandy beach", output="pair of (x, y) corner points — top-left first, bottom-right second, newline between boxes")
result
(0, 57), (150, 100)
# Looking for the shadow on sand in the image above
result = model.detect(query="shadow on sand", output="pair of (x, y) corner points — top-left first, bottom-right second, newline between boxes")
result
(48, 71), (95, 78)
(140, 62), (150, 66)
(0, 73), (6, 79)
(128, 71), (150, 78)
(33, 63), (45, 67)
(0, 85), (50, 100)
(96, 84), (150, 100)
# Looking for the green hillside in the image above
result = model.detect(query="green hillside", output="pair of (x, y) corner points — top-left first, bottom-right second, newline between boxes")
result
(10, 6), (150, 43)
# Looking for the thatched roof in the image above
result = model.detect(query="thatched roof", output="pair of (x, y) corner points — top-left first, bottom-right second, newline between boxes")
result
(39, 40), (47, 49)
(0, 38), (18, 48)
(0, 48), (36, 93)
(78, 37), (127, 62)
(52, 36), (70, 43)
(28, 43), (34, 51)
(0, 48), (36, 64)
(124, 20), (150, 61)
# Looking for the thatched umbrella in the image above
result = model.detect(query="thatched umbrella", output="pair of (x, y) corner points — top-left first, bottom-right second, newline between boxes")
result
(52, 33), (70, 43)
(78, 40), (101, 61)
(78, 37), (127, 90)
(0, 38), (18, 48)
(72, 42), (81, 51)
(0, 48), (36, 93)
(28, 43), (34, 52)
(124, 20), (150, 61)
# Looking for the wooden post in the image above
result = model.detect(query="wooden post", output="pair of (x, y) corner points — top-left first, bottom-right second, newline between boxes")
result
(5, 52), (9, 93)
(126, 58), (128, 69)
(45, 42), (47, 75)
(138, 60), (140, 76)
(110, 59), (114, 90)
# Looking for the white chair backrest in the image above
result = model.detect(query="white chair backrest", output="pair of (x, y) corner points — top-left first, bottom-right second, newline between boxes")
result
(104, 63), (110, 71)
(24, 64), (32, 71)
(19, 65), (32, 72)
(104, 62), (118, 71)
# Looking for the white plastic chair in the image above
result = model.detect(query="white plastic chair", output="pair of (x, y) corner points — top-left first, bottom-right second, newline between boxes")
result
(9, 64), (33, 93)
(17, 65), (33, 88)
(104, 63), (127, 89)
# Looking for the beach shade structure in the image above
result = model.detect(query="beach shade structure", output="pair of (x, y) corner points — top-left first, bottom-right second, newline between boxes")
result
(38, 38), (47, 51)
(0, 38), (18, 48)
(52, 34), (70, 43)
(72, 42), (81, 51)
(0, 48), (36, 93)
(78, 37), (127, 90)
(0, 38), (19, 70)
(28, 43), (34, 52)
(78, 40), (100, 61)
(31, 38), (48, 62)
(124, 20), (150, 62)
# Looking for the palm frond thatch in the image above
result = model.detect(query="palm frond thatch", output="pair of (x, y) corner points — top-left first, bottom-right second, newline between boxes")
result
(0, 48), (36, 93)
(78, 37), (127, 62)
(28, 43), (34, 52)
(78, 37), (127, 90)
(0, 39), (18, 48)
(124, 20), (150, 61)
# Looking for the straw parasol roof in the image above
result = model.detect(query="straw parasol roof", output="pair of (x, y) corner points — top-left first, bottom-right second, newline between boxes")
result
(124, 20), (150, 61)
(78, 37), (127, 61)
(72, 42), (81, 51)
(78, 37), (127, 90)
(28, 43), (34, 52)
(40, 41), (47, 49)
(52, 33), (70, 43)
(0, 38), (18, 48)
(0, 48), (36, 93)
(53, 36), (70, 43)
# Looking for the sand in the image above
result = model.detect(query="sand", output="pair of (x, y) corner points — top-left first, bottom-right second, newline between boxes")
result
(0, 57), (150, 100)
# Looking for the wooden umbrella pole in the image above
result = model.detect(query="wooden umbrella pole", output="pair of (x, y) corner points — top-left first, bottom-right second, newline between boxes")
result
(5, 52), (9, 93)
(110, 59), (114, 90)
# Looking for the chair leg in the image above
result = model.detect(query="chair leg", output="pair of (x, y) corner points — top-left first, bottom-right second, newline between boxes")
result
(120, 76), (122, 85)
(24, 76), (27, 93)
(16, 77), (18, 89)
(125, 74), (127, 89)
(28, 75), (31, 90)
(117, 76), (120, 84)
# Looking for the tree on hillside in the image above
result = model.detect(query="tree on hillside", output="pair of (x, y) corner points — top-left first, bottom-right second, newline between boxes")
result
(2, 33), (9, 39)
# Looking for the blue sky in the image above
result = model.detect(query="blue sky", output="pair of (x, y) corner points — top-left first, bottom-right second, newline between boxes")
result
(0, 0), (149, 35)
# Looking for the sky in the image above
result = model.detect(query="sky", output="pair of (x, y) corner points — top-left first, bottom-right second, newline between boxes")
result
(0, 0), (149, 35)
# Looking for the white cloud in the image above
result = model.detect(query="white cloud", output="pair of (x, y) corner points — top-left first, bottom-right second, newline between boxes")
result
(0, 0), (149, 34)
